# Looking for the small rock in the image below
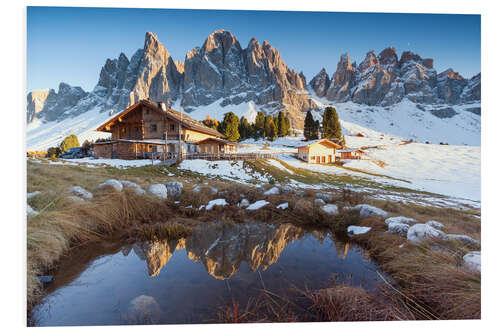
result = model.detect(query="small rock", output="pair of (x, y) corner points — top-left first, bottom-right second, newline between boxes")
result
(387, 222), (410, 237)
(315, 192), (332, 202)
(206, 198), (228, 210)
(264, 187), (280, 196)
(407, 223), (447, 242)
(68, 186), (93, 199)
(426, 220), (444, 229)
(296, 190), (306, 196)
(238, 198), (250, 207)
(67, 195), (85, 203)
(193, 185), (202, 193)
(198, 205), (205, 210)
(347, 226), (371, 235)
(128, 295), (162, 323)
(314, 198), (326, 206)
(38, 275), (53, 284)
(353, 204), (388, 218)
(98, 179), (123, 191)
(294, 198), (313, 212)
(385, 216), (417, 225)
(321, 204), (339, 216)
(120, 180), (146, 195)
(281, 185), (294, 193)
(27, 191), (41, 200)
(277, 202), (289, 209)
(27, 204), (38, 217)
(463, 251), (481, 272)
(165, 181), (183, 197)
(148, 184), (168, 199)
(246, 200), (270, 210)
(447, 234), (480, 246)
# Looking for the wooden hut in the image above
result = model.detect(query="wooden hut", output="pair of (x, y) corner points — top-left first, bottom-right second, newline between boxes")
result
(197, 137), (237, 156)
(94, 99), (225, 160)
(297, 139), (341, 164)
(337, 148), (363, 160)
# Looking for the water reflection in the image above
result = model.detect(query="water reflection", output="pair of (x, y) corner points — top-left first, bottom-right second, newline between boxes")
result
(130, 222), (356, 279)
(32, 221), (381, 326)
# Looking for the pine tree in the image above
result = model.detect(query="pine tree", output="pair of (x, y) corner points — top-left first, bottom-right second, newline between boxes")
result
(59, 134), (79, 152)
(254, 112), (266, 138)
(220, 112), (240, 141)
(284, 117), (291, 136)
(265, 116), (278, 141)
(304, 110), (318, 140)
(322, 106), (342, 140)
(238, 116), (253, 140)
(277, 111), (289, 137)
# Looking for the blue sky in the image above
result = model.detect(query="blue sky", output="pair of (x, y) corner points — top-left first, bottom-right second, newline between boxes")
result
(27, 7), (481, 92)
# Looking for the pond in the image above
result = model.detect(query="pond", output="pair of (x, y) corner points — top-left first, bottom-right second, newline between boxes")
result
(32, 221), (385, 326)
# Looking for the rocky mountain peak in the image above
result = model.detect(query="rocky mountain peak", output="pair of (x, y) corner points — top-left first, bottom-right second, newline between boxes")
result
(438, 68), (464, 81)
(399, 51), (423, 66)
(359, 50), (379, 71)
(378, 47), (398, 65)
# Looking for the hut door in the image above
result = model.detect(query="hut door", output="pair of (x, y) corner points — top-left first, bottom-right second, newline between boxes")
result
(316, 156), (320, 163)
(328, 155), (332, 163)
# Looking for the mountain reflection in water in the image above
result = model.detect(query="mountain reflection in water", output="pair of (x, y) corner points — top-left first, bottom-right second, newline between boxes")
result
(130, 222), (356, 279)
(32, 221), (382, 326)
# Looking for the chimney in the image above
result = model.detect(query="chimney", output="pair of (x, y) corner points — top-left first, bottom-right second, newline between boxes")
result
(159, 102), (167, 111)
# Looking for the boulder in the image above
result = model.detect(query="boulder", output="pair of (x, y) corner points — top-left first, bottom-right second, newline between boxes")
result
(387, 222), (410, 237)
(407, 223), (447, 242)
(447, 234), (480, 246)
(315, 192), (332, 202)
(294, 198), (313, 212)
(148, 184), (168, 199)
(128, 295), (162, 323)
(321, 204), (339, 216)
(281, 185), (294, 194)
(238, 198), (250, 207)
(385, 216), (417, 225)
(264, 187), (280, 196)
(276, 202), (289, 210)
(206, 198), (228, 210)
(120, 180), (146, 195)
(354, 204), (388, 218)
(462, 251), (481, 272)
(166, 181), (183, 197)
(98, 179), (123, 191)
(67, 195), (85, 203)
(425, 220), (444, 229)
(347, 225), (371, 235)
(314, 198), (326, 206)
(68, 186), (93, 199)
(27, 191), (41, 200)
(27, 204), (38, 217)
(246, 200), (270, 210)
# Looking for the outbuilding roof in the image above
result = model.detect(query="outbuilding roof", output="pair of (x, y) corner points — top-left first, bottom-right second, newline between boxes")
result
(297, 138), (342, 149)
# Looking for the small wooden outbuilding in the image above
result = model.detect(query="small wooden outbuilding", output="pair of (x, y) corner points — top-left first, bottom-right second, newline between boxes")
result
(197, 137), (237, 155)
(297, 139), (341, 164)
(337, 148), (363, 160)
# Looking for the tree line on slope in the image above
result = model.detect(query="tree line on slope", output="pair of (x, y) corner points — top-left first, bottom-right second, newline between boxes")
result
(203, 111), (293, 142)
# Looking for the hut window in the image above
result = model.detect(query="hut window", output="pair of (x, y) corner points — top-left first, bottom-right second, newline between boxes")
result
(170, 124), (175, 131)
(151, 124), (157, 132)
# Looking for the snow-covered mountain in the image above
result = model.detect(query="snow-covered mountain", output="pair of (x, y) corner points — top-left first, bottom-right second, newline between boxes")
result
(26, 30), (481, 150)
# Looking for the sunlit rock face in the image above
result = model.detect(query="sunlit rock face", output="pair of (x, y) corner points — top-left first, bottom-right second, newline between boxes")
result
(312, 47), (480, 107)
(27, 30), (317, 128)
(132, 222), (306, 279)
